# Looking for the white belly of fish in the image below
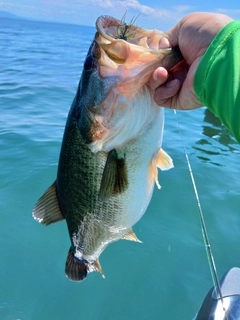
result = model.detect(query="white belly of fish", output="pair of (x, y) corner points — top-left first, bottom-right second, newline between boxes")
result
(111, 104), (164, 230)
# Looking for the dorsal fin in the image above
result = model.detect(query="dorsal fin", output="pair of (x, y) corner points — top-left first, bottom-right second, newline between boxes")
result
(99, 149), (128, 200)
(32, 181), (64, 226)
(122, 229), (142, 243)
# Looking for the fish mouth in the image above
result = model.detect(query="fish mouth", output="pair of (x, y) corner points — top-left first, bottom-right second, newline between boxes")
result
(96, 15), (170, 52)
(94, 15), (182, 96)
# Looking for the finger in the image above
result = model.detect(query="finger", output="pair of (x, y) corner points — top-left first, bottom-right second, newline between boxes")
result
(158, 36), (171, 49)
(154, 79), (180, 106)
(159, 22), (181, 49)
(148, 67), (168, 91)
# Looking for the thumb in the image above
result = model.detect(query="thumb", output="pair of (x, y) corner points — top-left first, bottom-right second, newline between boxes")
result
(159, 23), (181, 49)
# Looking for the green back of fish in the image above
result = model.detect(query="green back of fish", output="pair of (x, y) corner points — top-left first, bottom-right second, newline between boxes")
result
(56, 100), (107, 236)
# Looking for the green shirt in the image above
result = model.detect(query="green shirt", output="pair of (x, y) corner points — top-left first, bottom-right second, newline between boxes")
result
(194, 20), (240, 143)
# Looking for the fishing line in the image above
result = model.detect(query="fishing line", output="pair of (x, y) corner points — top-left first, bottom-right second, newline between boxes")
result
(174, 110), (228, 319)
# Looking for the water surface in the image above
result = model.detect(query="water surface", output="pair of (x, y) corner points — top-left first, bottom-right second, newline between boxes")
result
(0, 17), (240, 320)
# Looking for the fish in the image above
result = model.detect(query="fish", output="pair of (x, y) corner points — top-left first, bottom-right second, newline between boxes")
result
(32, 15), (183, 281)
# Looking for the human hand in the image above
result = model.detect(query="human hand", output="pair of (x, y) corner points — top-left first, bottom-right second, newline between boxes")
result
(148, 12), (233, 110)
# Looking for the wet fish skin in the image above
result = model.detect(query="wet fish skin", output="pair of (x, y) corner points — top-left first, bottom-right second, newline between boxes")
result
(33, 15), (183, 281)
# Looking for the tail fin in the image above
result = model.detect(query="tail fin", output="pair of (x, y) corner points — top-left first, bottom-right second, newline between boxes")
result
(65, 248), (88, 281)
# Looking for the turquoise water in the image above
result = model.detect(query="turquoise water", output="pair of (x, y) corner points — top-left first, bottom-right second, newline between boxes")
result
(0, 17), (240, 320)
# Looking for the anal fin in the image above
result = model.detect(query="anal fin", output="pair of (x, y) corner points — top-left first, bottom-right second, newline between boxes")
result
(32, 180), (64, 226)
(122, 229), (142, 243)
(92, 259), (105, 278)
(99, 149), (128, 200)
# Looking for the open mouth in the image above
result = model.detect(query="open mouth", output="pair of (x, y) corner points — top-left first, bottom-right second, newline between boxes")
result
(95, 14), (170, 51)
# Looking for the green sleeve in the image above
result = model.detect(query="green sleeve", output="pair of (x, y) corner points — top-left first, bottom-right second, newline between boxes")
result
(194, 21), (240, 143)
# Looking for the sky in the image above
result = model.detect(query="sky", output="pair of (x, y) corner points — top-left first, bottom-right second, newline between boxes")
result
(1, 0), (240, 30)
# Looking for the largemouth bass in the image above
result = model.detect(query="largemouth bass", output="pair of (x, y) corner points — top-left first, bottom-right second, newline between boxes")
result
(33, 15), (182, 281)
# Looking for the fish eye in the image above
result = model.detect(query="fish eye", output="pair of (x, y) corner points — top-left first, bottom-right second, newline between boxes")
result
(84, 54), (93, 71)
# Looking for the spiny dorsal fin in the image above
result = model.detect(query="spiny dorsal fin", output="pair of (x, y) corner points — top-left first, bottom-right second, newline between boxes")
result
(32, 181), (64, 226)
(65, 248), (88, 281)
(122, 229), (142, 243)
(99, 149), (128, 200)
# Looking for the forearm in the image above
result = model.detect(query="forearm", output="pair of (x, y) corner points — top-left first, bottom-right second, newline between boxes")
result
(194, 20), (240, 143)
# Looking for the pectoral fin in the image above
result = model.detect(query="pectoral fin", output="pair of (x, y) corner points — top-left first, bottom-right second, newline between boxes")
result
(150, 148), (174, 189)
(99, 149), (128, 200)
(32, 181), (64, 225)
(156, 148), (174, 171)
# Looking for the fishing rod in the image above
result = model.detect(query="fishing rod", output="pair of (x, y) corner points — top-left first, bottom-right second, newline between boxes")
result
(174, 110), (228, 320)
